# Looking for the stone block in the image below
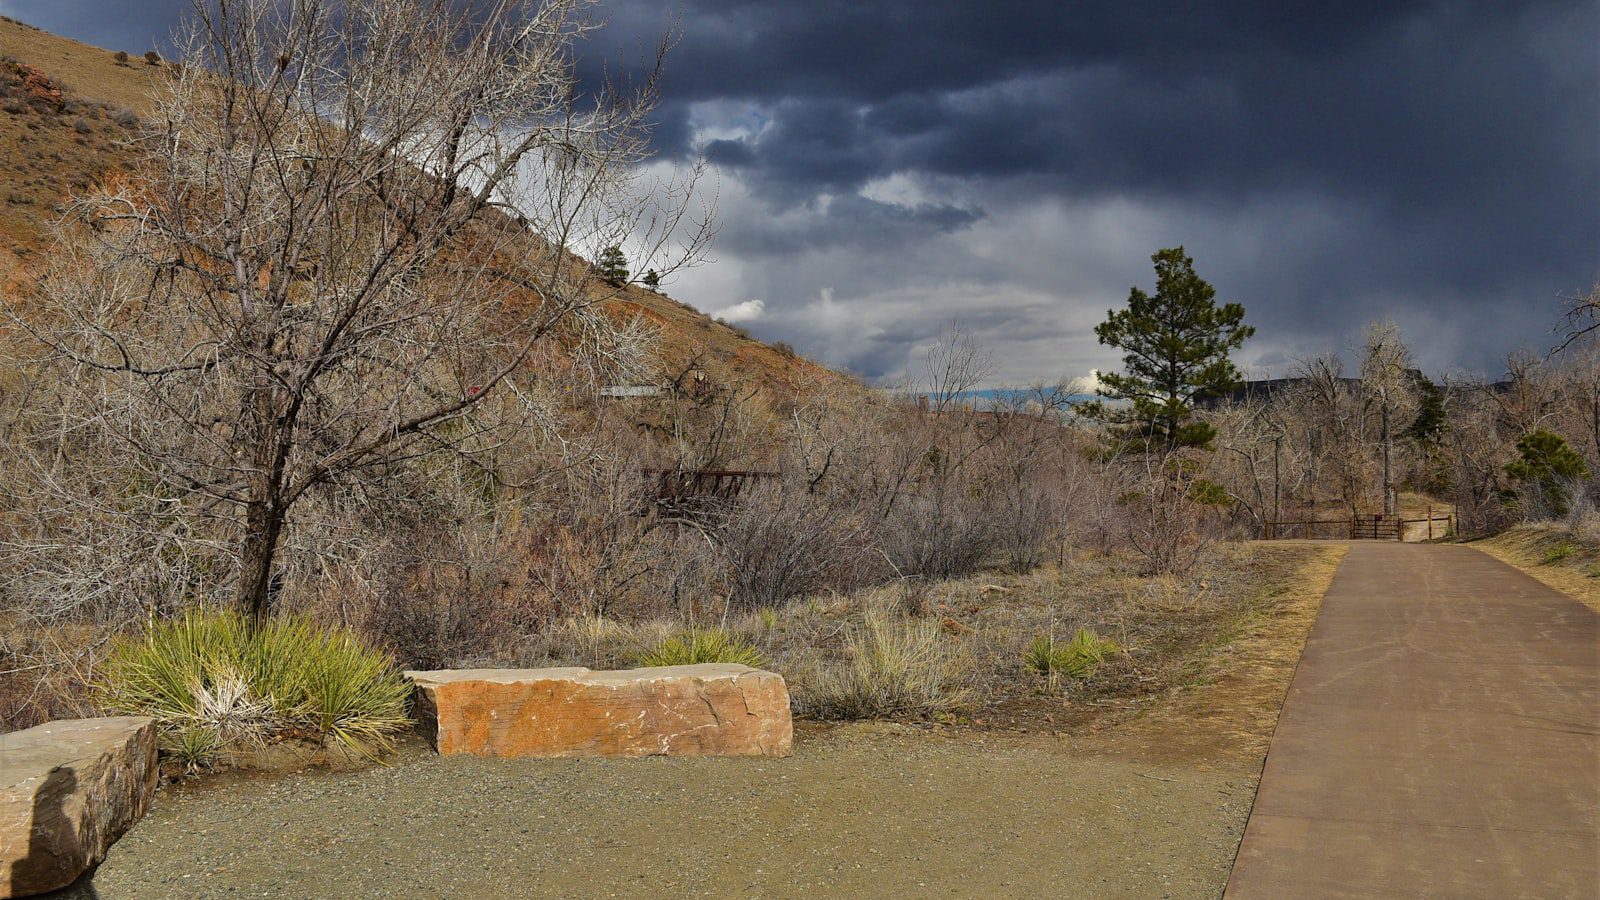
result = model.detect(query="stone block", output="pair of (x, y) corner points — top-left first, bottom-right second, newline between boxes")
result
(406, 665), (792, 758)
(1, 717), (158, 898)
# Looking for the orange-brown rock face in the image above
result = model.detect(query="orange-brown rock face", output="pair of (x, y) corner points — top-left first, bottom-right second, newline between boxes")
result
(406, 665), (793, 758)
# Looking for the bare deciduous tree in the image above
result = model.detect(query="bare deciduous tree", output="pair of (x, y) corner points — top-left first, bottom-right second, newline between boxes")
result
(5, 0), (711, 624)
(1359, 319), (1417, 516)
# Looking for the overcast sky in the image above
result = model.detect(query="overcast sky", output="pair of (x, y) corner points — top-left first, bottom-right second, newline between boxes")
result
(7, 0), (1597, 385)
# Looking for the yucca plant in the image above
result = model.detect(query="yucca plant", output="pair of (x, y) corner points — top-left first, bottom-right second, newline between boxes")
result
(633, 626), (769, 669)
(99, 610), (411, 772)
(294, 627), (414, 754)
(1025, 628), (1121, 683)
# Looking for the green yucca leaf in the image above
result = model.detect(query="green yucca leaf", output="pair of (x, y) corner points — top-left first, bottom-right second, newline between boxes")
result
(1025, 628), (1120, 681)
(98, 609), (412, 770)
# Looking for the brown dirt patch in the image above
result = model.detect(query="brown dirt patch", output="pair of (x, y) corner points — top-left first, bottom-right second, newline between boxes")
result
(1082, 542), (1347, 767)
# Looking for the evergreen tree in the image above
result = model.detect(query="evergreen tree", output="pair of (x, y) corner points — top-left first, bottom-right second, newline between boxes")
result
(598, 245), (629, 284)
(1087, 247), (1253, 450)
(642, 269), (661, 290)
(1406, 373), (1446, 445)
(1505, 429), (1588, 516)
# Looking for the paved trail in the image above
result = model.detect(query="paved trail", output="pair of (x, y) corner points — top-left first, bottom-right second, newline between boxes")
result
(1226, 543), (1600, 898)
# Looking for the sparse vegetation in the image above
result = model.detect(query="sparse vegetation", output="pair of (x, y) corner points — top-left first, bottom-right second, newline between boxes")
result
(1543, 539), (1579, 564)
(796, 609), (971, 720)
(634, 627), (768, 668)
(715, 316), (752, 338)
(1472, 522), (1600, 612)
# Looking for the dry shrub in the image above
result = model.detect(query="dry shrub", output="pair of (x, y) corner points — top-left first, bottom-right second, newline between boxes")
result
(1115, 457), (1219, 576)
(876, 475), (1000, 581)
(707, 483), (878, 611)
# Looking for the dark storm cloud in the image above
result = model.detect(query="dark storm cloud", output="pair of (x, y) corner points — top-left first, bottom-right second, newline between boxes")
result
(642, 1), (1594, 214)
(613, 0), (1596, 375)
(6, 0), (1597, 378)
(0, 0), (192, 54)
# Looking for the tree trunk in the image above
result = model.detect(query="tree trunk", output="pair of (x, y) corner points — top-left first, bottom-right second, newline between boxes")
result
(1273, 435), (1282, 524)
(237, 372), (290, 628)
(1381, 401), (1394, 517)
(238, 500), (286, 628)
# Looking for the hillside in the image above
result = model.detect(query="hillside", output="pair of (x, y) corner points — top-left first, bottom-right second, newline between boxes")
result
(0, 15), (847, 412)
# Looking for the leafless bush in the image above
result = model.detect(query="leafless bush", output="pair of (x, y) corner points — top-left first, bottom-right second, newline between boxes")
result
(876, 476), (999, 580)
(705, 482), (877, 611)
(987, 387), (1087, 571)
(1116, 456), (1217, 576)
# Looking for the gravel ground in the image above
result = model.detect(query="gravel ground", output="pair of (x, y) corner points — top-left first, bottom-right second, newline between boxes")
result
(74, 725), (1255, 899)
(54, 546), (1345, 899)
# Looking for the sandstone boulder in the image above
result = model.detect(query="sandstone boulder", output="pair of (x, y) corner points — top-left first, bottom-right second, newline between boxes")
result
(0, 717), (158, 898)
(407, 664), (792, 758)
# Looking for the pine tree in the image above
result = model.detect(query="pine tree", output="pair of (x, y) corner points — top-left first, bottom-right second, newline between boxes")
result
(1087, 247), (1253, 451)
(598, 245), (629, 284)
(642, 269), (661, 290)
(1505, 429), (1588, 516)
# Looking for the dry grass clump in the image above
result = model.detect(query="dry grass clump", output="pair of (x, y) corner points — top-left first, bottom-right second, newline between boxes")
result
(1471, 521), (1600, 612)
(792, 608), (971, 720)
(634, 627), (768, 668)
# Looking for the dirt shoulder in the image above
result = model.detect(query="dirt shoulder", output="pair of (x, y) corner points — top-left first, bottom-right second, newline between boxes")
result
(83, 544), (1348, 899)
(1080, 542), (1348, 768)
(1467, 525), (1600, 613)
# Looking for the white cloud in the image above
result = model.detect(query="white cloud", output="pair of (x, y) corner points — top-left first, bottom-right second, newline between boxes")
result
(716, 298), (766, 323)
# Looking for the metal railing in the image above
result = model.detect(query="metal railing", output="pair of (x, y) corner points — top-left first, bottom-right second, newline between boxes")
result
(1261, 511), (1454, 541)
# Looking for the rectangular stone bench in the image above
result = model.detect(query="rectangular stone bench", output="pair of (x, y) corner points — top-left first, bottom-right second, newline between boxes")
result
(1, 717), (158, 898)
(406, 664), (792, 758)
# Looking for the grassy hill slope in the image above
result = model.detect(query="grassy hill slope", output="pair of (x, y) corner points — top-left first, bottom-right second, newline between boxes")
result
(0, 15), (847, 409)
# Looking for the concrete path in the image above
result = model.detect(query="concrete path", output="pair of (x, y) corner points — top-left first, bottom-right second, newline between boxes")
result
(1226, 542), (1600, 898)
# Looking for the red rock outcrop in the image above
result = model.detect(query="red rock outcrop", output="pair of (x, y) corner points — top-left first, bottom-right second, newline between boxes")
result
(407, 664), (793, 758)
(14, 64), (62, 109)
